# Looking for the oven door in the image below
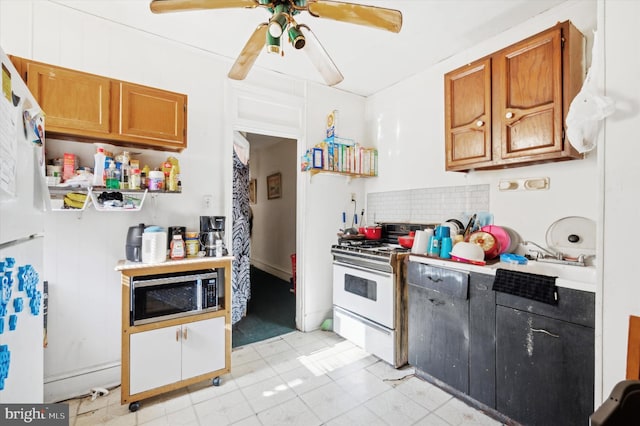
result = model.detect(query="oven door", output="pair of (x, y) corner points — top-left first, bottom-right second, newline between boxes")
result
(332, 261), (395, 329)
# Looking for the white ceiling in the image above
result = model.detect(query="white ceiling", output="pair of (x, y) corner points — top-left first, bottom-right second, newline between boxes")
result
(55, 0), (568, 97)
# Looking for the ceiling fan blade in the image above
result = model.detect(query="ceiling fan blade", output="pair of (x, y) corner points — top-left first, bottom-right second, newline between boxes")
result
(298, 25), (343, 86)
(228, 23), (268, 80)
(150, 0), (259, 14)
(307, 0), (402, 33)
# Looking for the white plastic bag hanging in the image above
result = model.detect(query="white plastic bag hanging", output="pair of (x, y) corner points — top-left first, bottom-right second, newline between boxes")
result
(566, 30), (615, 153)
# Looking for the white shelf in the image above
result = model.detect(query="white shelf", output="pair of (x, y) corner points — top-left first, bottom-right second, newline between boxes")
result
(48, 188), (91, 212)
(90, 189), (147, 212)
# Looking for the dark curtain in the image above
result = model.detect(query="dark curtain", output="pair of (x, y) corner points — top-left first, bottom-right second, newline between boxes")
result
(232, 150), (251, 324)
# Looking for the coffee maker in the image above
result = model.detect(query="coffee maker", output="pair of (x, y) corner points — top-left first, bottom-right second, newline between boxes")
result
(200, 216), (226, 257)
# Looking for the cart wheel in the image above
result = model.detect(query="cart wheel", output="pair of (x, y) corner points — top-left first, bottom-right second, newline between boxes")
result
(212, 376), (221, 387)
(128, 402), (140, 412)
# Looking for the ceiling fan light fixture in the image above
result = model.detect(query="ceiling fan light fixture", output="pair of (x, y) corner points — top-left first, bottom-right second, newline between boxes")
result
(288, 25), (305, 49)
(268, 3), (289, 38)
(266, 31), (281, 54)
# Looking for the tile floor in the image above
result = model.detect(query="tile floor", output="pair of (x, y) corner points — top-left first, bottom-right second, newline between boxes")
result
(66, 330), (503, 426)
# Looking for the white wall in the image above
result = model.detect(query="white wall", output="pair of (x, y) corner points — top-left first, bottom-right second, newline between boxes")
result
(300, 84), (366, 330)
(601, 0), (640, 397)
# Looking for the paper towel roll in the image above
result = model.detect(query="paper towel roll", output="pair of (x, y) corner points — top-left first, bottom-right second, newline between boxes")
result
(411, 229), (431, 254)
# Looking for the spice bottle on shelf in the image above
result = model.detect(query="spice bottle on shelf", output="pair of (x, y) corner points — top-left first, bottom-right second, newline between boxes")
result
(129, 168), (141, 190)
(170, 234), (185, 260)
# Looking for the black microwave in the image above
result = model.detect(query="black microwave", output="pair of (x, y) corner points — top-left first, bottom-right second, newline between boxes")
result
(130, 268), (223, 326)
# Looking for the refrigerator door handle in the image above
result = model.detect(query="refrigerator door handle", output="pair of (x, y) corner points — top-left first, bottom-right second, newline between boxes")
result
(0, 233), (44, 250)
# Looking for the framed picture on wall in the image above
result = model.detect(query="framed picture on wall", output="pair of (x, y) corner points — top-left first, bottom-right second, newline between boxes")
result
(267, 172), (281, 199)
(249, 179), (257, 204)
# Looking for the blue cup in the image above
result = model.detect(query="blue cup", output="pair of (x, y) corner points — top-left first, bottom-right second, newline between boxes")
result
(440, 237), (452, 259)
(427, 236), (440, 256)
(435, 225), (450, 239)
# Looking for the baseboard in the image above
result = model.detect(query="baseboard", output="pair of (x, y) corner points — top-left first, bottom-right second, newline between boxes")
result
(44, 363), (120, 403)
(250, 259), (291, 282)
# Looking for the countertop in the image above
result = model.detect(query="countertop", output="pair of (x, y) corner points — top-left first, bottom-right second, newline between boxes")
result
(115, 255), (234, 272)
(409, 254), (596, 293)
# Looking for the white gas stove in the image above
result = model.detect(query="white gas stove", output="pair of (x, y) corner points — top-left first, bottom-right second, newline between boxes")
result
(331, 223), (435, 367)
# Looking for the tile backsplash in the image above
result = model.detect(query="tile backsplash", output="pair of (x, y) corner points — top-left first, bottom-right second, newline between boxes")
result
(366, 184), (490, 225)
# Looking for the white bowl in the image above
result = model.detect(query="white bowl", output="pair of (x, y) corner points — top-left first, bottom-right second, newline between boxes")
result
(450, 242), (485, 262)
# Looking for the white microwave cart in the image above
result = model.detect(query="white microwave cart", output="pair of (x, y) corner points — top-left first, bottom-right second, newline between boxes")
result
(115, 256), (233, 412)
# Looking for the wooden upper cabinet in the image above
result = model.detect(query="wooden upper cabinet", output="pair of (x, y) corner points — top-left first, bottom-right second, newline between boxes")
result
(25, 61), (112, 136)
(119, 82), (187, 150)
(10, 57), (187, 152)
(445, 21), (584, 172)
(445, 58), (492, 169)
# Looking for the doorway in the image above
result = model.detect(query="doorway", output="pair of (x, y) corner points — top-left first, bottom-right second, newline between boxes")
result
(231, 132), (298, 347)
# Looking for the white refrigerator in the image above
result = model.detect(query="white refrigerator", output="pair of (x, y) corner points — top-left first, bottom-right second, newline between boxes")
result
(0, 45), (47, 403)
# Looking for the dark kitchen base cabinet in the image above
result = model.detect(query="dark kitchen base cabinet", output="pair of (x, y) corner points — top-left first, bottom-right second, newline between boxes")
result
(495, 288), (595, 426)
(407, 264), (496, 407)
(408, 263), (470, 395)
(407, 260), (595, 426)
(496, 306), (595, 426)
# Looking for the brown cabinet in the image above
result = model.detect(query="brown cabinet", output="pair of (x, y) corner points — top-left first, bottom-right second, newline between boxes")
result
(25, 61), (112, 136)
(445, 21), (584, 171)
(119, 82), (186, 148)
(444, 58), (492, 169)
(10, 56), (187, 152)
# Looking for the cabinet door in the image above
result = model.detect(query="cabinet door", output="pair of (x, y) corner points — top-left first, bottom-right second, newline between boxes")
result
(494, 26), (564, 160)
(130, 326), (182, 395)
(444, 58), (492, 171)
(496, 306), (594, 426)
(408, 283), (469, 394)
(119, 82), (187, 149)
(25, 62), (111, 135)
(181, 316), (225, 380)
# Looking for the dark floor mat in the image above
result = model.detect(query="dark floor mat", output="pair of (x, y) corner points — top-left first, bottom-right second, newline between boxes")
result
(232, 266), (296, 348)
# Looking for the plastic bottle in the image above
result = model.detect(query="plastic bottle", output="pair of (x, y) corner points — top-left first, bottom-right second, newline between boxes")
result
(168, 165), (177, 192)
(129, 168), (141, 190)
(93, 147), (106, 186)
(170, 234), (185, 260)
(106, 160), (119, 189)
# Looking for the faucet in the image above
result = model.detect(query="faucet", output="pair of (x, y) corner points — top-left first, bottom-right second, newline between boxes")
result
(523, 241), (563, 260)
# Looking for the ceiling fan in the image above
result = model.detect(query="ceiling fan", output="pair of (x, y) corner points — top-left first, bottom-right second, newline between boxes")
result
(149, 0), (402, 86)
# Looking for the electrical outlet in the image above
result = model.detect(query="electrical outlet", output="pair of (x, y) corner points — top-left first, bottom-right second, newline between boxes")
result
(203, 194), (212, 209)
(351, 193), (356, 202)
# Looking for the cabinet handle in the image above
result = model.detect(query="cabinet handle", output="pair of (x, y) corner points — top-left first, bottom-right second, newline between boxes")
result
(428, 298), (445, 306)
(176, 329), (180, 342)
(427, 275), (442, 283)
(505, 111), (514, 119)
(531, 327), (559, 338)
(476, 120), (484, 127)
(183, 327), (188, 341)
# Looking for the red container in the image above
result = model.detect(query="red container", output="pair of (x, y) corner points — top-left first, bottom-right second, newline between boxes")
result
(398, 231), (416, 248)
(363, 226), (382, 240)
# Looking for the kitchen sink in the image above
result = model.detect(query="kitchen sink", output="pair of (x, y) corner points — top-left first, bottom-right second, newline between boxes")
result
(491, 260), (597, 290)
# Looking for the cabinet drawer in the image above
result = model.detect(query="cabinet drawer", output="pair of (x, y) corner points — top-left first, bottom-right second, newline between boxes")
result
(407, 262), (469, 300)
(496, 286), (594, 328)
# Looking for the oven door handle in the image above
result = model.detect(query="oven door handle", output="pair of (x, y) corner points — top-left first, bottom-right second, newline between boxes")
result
(333, 261), (393, 278)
